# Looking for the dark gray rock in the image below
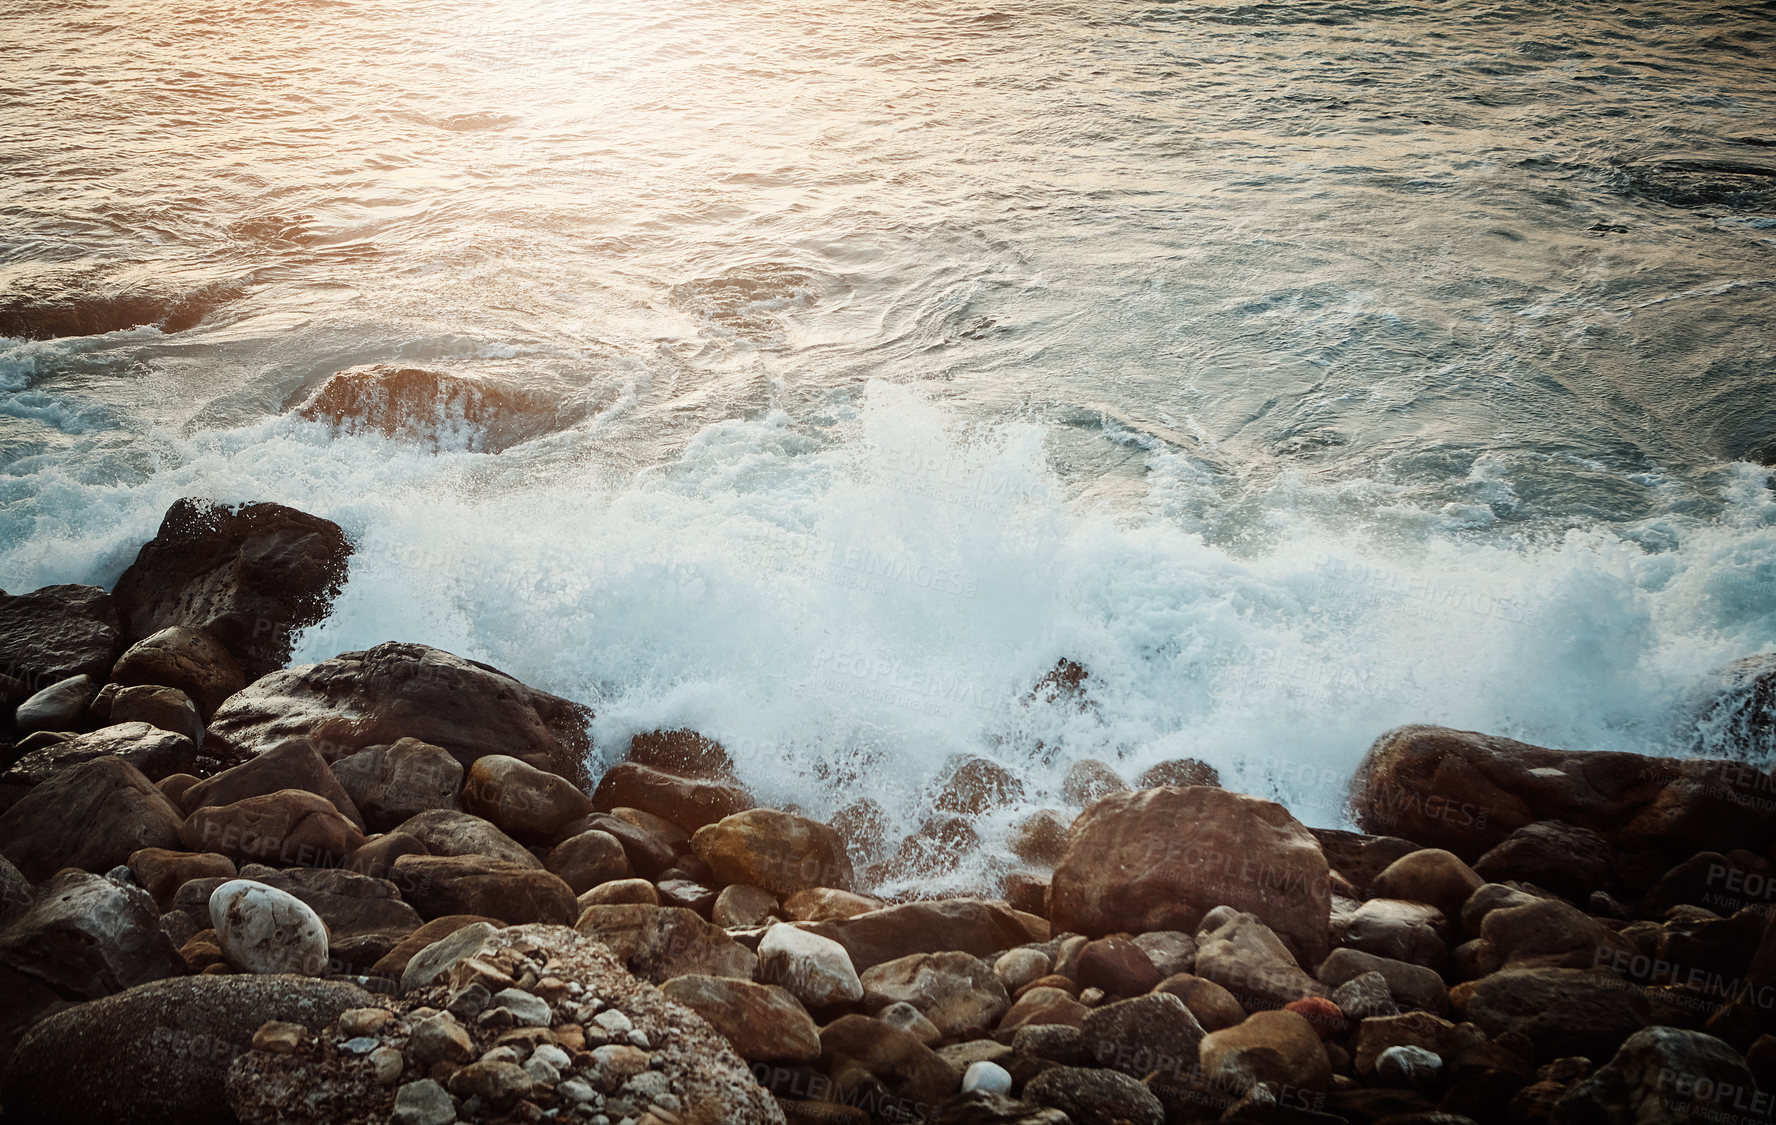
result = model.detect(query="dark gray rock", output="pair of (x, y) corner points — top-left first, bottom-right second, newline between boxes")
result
(0, 584), (122, 690)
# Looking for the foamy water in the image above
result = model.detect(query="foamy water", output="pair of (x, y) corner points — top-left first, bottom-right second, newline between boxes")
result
(3, 0), (1774, 892)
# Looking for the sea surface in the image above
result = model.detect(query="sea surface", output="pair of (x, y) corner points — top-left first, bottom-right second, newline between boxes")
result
(3, 0), (1775, 891)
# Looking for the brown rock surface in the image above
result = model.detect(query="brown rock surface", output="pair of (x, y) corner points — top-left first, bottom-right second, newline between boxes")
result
(0, 755), (185, 881)
(691, 807), (854, 896)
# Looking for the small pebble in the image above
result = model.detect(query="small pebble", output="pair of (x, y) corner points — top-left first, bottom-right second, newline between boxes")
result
(626, 1030), (650, 1050)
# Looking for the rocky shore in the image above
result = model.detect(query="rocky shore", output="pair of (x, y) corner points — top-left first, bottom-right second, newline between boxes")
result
(3, 497), (1776, 1124)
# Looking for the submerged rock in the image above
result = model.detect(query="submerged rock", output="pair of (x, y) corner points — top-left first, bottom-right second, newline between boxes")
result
(292, 364), (572, 454)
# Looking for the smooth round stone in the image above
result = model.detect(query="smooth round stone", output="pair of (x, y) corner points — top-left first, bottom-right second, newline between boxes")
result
(209, 878), (330, 976)
(1375, 1044), (1443, 1089)
(962, 1060), (1013, 1094)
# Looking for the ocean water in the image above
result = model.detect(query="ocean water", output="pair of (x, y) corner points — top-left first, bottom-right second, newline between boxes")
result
(3, 0), (1774, 892)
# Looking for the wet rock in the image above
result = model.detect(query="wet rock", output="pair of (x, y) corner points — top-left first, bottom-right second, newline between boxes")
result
(107, 685), (204, 746)
(13, 673), (99, 736)
(1285, 995), (1348, 1039)
(1199, 1009), (1332, 1097)
(803, 897), (1049, 973)
(691, 807), (854, 895)
(392, 918), (500, 991)
(181, 788), (366, 868)
(881, 1000), (944, 1044)
(293, 363), (568, 454)
(3, 721), (195, 788)
(1472, 897), (1634, 973)
(661, 973), (820, 1063)
(1555, 1025), (1757, 1124)
(346, 831), (427, 882)
(1375, 1044), (1443, 1089)
(862, 951), (1011, 1039)
(579, 877), (659, 908)
(1076, 937), (1162, 996)
(109, 626), (246, 719)
(1080, 991), (1207, 1078)
(392, 855), (577, 925)
(1024, 1065), (1165, 1125)
(994, 947), (1052, 994)
(819, 1013), (961, 1114)
(1350, 724), (1776, 863)
(1, 972), (370, 1125)
(1008, 808), (1070, 866)
(591, 761), (753, 833)
(1465, 968), (1651, 1062)
(391, 808), (540, 869)
(562, 809), (680, 876)
(1460, 881), (1551, 935)
(1061, 759), (1127, 805)
(1154, 972), (1248, 1031)
(999, 985), (1089, 1031)
(1370, 848), (1484, 920)
(874, 814), (981, 883)
(1051, 785), (1330, 966)
(545, 828), (631, 894)
(0, 868), (183, 1011)
(112, 498), (351, 682)
(0, 584), (121, 688)
(461, 753), (594, 842)
(932, 755), (1026, 816)
(758, 921), (864, 1006)
(128, 848), (238, 908)
(206, 641), (592, 789)
(1131, 930), (1196, 978)
(1136, 757), (1220, 789)
(1352, 1010), (1528, 1082)
(181, 739), (367, 829)
(1343, 898), (1451, 971)
(625, 726), (734, 778)
(209, 878), (330, 975)
(330, 738), (463, 833)
(782, 886), (884, 922)
(713, 882), (779, 927)
(575, 903), (757, 983)
(0, 755), (185, 881)
(1332, 970), (1401, 1020)
(233, 865), (421, 958)
(1194, 910), (1328, 1011)
(1474, 820), (1615, 900)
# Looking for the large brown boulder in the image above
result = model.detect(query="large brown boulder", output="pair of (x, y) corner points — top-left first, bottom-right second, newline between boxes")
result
(1, 722), (196, 789)
(1194, 911), (1328, 1011)
(109, 626), (246, 718)
(660, 974), (821, 1063)
(461, 753), (594, 841)
(802, 898), (1049, 973)
(205, 642), (592, 788)
(1464, 968), (1651, 1062)
(574, 903), (757, 983)
(819, 1014), (961, 1115)
(860, 951), (1010, 1038)
(591, 761), (752, 833)
(180, 789), (366, 868)
(111, 498), (352, 682)
(329, 737), (462, 833)
(390, 854), (576, 925)
(1198, 1009), (1332, 1097)
(178, 739), (365, 829)
(1, 974), (371, 1125)
(691, 807), (854, 896)
(0, 584), (121, 688)
(0, 756), (184, 882)
(1050, 786), (1331, 966)
(390, 808), (540, 869)
(0, 869), (185, 999)
(1350, 725), (1776, 863)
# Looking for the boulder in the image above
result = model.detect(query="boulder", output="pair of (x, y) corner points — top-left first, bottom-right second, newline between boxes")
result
(591, 761), (753, 833)
(1555, 1026), (1758, 1124)
(1370, 848), (1484, 920)
(2, 721), (195, 788)
(1076, 937), (1163, 996)
(691, 807), (854, 896)
(0, 974), (371, 1125)
(1009, 809), (1070, 866)
(0, 868), (184, 998)
(1474, 897), (1635, 973)
(1694, 651), (1776, 763)
(862, 951), (1010, 1039)
(1050, 786), (1330, 966)
(1061, 759), (1127, 805)
(1194, 911), (1328, 1011)
(110, 498), (352, 681)
(819, 1013), (961, 1115)
(783, 887), (884, 923)
(1198, 1009), (1333, 1096)
(109, 625), (246, 718)
(579, 878), (659, 908)
(345, 831), (427, 882)
(390, 808), (539, 869)
(1315, 947), (1450, 1015)
(993, 947), (1052, 994)
(0, 584), (121, 687)
(461, 753), (594, 842)
(873, 814), (981, 883)
(574, 903), (757, 983)
(13, 674), (98, 735)
(209, 879), (330, 975)
(932, 755), (1026, 816)
(329, 737), (462, 833)
(180, 740), (366, 829)
(107, 685), (204, 746)
(1023, 1066), (1165, 1125)
(1137, 758), (1221, 789)
(180, 789), (366, 867)
(1154, 973), (1249, 1031)
(1475, 820), (1615, 900)
(758, 922), (864, 1007)
(128, 848), (238, 908)
(1332, 971), (1400, 1020)
(1080, 991), (1206, 1078)
(0, 756), (185, 881)
(1131, 930), (1197, 978)
(292, 364), (570, 453)
(713, 883), (779, 928)
(803, 898), (1048, 973)
(562, 810), (679, 876)
(391, 855), (576, 925)
(1351, 724), (1776, 862)
(660, 974), (820, 1063)
(881, 1000), (944, 1045)
(1342, 898), (1450, 970)
(1311, 828), (1425, 893)
(1465, 969), (1652, 1062)
(545, 828), (631, 894)
(232, 865), (421, 952)
(625, 727), (735, 778)
(999, 986), (1089, 1031)
(1351, 1010), (1528, 1080)
(205, 641), (592, 788)
(381, 917), (501, 989)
